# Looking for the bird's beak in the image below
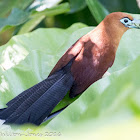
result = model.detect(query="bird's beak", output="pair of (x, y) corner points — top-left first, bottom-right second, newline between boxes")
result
(129, 19), (140, 29)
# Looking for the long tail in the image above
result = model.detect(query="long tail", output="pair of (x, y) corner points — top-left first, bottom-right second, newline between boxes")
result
(0, 61), (74, 125)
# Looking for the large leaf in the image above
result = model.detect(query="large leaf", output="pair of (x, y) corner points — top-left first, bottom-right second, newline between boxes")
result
(69, 0), (87, 13)
(18, 3), (70, 34)
(0, 14), (140, 139)
(0, 23), (88, 105)
(0, 2), (70, 37)
(86, 0), (109, 23)
(0, 0), (34, 18)
(42, 54), (140, 136)
(0, 8), (29, 33)
(99, 0), (140, 14)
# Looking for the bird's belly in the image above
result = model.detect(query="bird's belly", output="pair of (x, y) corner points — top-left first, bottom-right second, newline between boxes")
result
(70, 59), (107, 97)
(70, 55), (114, 97)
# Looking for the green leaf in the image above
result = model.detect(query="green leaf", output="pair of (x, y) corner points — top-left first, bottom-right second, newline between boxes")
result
(31, 2), (70, 17)
(99, 0), (140, 14)
(69, 0), (87, 13)
(43, 55), (140, 131)
(0, 23), (87, 105)
(0, 14), (140, 138)
(86, 0), (109, 23)
(18, 3), (70, 34)
(0, 8), (29, 33)
(0, 0), (34, 18)
(17, 15), (45, 35)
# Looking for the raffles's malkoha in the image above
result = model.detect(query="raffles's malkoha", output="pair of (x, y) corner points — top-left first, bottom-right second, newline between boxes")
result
(0, 12), (140, 125)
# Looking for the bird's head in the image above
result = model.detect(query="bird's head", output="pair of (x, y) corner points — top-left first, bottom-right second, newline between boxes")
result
(98, 12), (140, 45)
(102, 12), (140, 30)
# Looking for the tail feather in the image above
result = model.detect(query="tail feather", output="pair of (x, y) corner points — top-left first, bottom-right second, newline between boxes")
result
(0, 71), (64, 120)
(6, 71), (63, 107)
(14, 73), (73, 125)
(0, 60), (74, 125)
(6, 78), (48, 107)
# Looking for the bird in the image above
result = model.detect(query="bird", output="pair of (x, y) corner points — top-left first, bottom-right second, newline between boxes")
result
(0, 12), (140, 126)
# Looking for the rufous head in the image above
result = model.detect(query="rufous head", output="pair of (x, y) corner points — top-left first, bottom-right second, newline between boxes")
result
(101, 12), (140, 31)
(97, 12), (140, 46)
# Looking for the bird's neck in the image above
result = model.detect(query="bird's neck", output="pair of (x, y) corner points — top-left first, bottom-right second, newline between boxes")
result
(95, 21), (128, 51)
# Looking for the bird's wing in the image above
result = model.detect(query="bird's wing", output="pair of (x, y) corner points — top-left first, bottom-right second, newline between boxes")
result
(49, 38), (84, 76)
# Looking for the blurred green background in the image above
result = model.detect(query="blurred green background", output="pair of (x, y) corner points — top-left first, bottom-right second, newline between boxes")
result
(0, 0), (140, 46)
(0, 0), (140, 140)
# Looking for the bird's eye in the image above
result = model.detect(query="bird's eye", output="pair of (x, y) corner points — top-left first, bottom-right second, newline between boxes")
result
(124, 19), (128, 23)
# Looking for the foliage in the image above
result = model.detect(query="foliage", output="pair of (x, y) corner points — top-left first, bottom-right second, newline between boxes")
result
(0, 0), (139, 45)
(0, 0), (70, 45)
(86, 0), (109, 23)
(0, 13), (140, 138)
(0, 0), (140, 139)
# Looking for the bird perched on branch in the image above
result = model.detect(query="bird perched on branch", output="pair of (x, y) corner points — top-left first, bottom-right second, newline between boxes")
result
(0, 12), (140, 126)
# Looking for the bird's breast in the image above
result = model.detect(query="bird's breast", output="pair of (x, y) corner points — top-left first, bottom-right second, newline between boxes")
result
(70, 42), (116, 96)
